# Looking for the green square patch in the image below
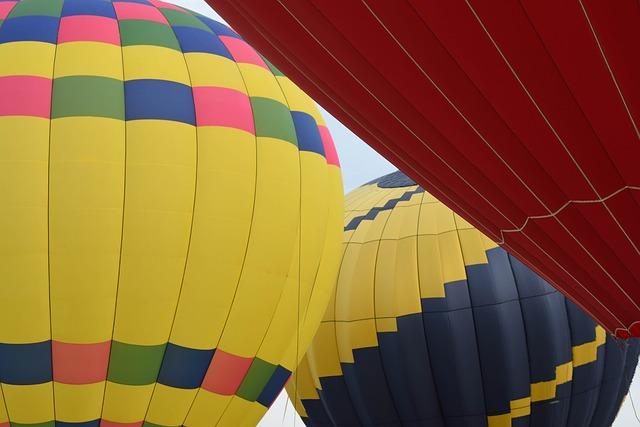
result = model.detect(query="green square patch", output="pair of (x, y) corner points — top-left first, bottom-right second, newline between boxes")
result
(107, 341), (166, 385)
(250, 97), (297, 146)
(161, 9), (211, 32)
(8, 0), (63, 17)
(235, 358), (277, 401)
(119, 20), (181, 51)
(263, 58), (284, 77)
(52, 76), (124, 120)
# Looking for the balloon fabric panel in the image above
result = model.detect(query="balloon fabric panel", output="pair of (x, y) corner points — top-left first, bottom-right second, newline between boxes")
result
(288, 172), (640, 427)
(0, 1), (343, 426)
(207, 0), (640, 338)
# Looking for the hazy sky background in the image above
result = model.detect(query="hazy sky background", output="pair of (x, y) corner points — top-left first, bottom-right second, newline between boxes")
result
(169, 1), (639, 425)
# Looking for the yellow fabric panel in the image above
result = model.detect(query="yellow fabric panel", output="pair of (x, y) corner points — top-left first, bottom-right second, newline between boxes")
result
(530, 361), (573, 402)
(276, 76), (325, 126)
(122, 45), (190, 84)
(298, 152), (330, 324)
(0, 389), (7, 423)
(0, 41), (55, 77)
(296, 167), (344, 360)
(54, 42), (123, 79)
(381, 198), (423, 240)
(216, 397), (268, 427)
(184, 390), (229, 427)
(510, 397), (531, 417)
(573, 326), (606, 367)
(2, 382), (54, 423)
(418, 199), (457, 235)
(0, 117), (50, 343)
(349, 209), (392, 244)
(54, 382), (104, 422)
(168, 127), (256, 349)
(375, 317), (398, 332)
(290, 356), (320, 400)
(237, 63), (287, 103)
(395, 188), (422, 208)
(487, 414), (511, 427)
(336, 319), (378, 363)
(307, 323), (342, 379)
(49, 117), (125, 343)
(113, 120), (196, 345)
(184, 52), (246, 93)
(457, 227), (490, 267)
(256, 227), (299, 366)
(216, 138), (299, 357)
(146, 384), (197, 426)
(336, 242), (377, 321)
(417, 231), (467, 299)
(102, 382), (154, 423)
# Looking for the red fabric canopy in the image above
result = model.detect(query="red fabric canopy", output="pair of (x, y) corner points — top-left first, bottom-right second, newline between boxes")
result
(208, 0), (640, 337)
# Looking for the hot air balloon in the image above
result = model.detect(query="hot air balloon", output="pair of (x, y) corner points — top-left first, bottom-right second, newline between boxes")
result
(208, 0), (640, 338)
(287, 171), (640, 427)
(0, 1), (343, 425)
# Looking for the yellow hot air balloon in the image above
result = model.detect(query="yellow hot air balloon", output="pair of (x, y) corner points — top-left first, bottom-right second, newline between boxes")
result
(0, 1), (343, 425)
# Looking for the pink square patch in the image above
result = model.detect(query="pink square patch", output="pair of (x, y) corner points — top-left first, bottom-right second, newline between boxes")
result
(58, 16), (120, 45)
(201, 350), (253, 395)
(193, 87), (255, 134)
(220, 36), (268, 69)
(147, 0), (185, 12)
(0, 2), (17, 20)
(113, 2), (168, 24)
(0, 76), (52, 119)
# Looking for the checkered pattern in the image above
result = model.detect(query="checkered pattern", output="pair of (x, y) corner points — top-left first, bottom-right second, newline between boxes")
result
(0, 1), (343, 426)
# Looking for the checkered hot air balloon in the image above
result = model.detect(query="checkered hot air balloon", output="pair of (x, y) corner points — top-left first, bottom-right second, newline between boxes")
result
(288, 171), (639, 427)
(0, 0), (343, 425)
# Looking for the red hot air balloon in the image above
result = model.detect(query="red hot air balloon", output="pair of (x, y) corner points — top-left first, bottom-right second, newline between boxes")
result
(207, 0), (640, 338)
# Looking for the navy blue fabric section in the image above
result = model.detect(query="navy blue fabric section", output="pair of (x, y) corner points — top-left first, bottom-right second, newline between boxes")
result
(197, 15), (240, 38)
(421, 308), (485, 423)
(157, 343), (214, 389)
(565, 298), (597, 345)
(466, 247), (519, 306)
(518, 290), (571, 382)
(292, 111), (325, 157)
(344, 187), (424, 231)
(508, 252), (556, 298)
(377, 314), (443, 424)
(257, 365), (291, 407)
(317, 375), (361, 426)
(0, 16), (59, 43)
(171, 26), (233, 58)
(124, 79), (195, 125)
(589, 338), (627, 427)
(342, 348), (400, 425)
(300, 399), (331, 427)
(421, 279), (471, 313)
(530, 398), (570, 427)
(61, 0), (116, 18)
(56, 421), (100, 427)
(365, 170), (417, 188)
(0, 341), (52, 384)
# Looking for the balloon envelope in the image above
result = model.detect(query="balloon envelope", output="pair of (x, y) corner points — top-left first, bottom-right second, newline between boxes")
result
(208, 0), (640, 338)
(288, 171), (640, 427)
(0, 1), (343, 425)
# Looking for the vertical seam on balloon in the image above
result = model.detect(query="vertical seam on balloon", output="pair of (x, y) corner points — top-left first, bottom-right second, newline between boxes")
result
(413, 190), (447, 423)
(140, 6), (201, 423)
(367, 187), (405, 425)
(267, 0), (626, 330)
(505, 252), (534, 423)
(183, 29), (261, 427)
(46, 8), (62, 425)
(578, 0), (639, 140)
(451, 213), (491, 422)
(462, 0), (640, 318)
(222, 0), (496, 242)
(562, 293), (576, 425)
(363, 0), (629, 330)
(587, 331), (607, 427)
(0, 1), (17, 421)
(98, 0), (126, 421)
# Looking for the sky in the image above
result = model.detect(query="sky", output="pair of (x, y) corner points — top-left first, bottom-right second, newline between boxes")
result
(168, 1), (640, 425)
